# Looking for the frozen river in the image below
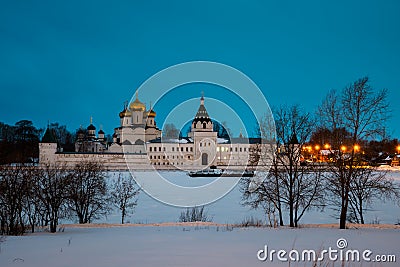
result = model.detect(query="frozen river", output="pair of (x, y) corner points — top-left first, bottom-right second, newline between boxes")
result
(66, 170), (400, 225)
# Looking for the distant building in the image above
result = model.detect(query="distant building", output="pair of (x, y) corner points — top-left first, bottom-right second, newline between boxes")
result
(75, 118), (107, 153)
(39, 92), (266, 170)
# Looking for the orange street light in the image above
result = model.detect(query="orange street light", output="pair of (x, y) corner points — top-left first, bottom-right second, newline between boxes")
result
(341, 145), (347, 152)
(397, 145), (400, 154)
(324, 144), (330, 150)
(315, 145), (320, 150)
(354, 144), (360, 152)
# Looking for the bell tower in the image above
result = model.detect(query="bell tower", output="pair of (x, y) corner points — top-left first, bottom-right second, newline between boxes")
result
(188, 94), (217, 166)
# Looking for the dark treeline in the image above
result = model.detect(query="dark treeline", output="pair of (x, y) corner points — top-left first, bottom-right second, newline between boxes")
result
(0, 121), (76, 164)
(0, 120), (42, 164)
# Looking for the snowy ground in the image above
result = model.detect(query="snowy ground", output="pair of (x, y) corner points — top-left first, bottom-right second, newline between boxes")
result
(1, 170), (399, 267)
(1, 224), (399, 267)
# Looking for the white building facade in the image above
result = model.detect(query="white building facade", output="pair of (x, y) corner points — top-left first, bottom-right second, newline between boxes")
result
(39, 93), (264, 170)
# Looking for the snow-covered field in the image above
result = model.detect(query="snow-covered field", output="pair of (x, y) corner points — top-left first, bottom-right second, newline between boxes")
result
(1, 224), (399, 267)
(1, 170), (399, 267)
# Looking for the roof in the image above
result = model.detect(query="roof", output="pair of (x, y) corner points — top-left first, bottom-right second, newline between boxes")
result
(192, 96), (211, 123)
(87, 124), (96, 131)
(122, 140), (132, 145)
(147, 109), (156, 117)
(130, 92), (146, 111)
(230, 137), (262, 144)
(147, 137), (193, 144)
(134, 139), (145, 145)
(119, 107), (132, 118)
(41, 128), (57, 143)
(146, 137), (263, 144)
(195, 104), (209, 119)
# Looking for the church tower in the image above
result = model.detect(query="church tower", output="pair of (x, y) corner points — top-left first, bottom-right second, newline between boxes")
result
(188, 94), (217, 166)
(130, 91), (146, 125)
(39, 126), (58, 165)
(119, 102), (132, 127)
(190, 95), (213, 132)
(87, 117), (96, 139)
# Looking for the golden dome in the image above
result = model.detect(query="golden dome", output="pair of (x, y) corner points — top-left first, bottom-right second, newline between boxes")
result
(129, 91), (146, 111)
(119, 108), (132, 118)
(148, 109), (156, 117)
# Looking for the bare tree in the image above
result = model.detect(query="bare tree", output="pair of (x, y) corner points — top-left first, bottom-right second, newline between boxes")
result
(22, 167), (42, 233)
(36, 163), (72, 233)
(162, 123), (179, 139)
(110, 174), (140, 224)
(67, 161), (109, 224)
(49, 122), (75, 151)
(242, 171), (283, 227)
(213, 120), (231, 139)
(318, 77), (391, 229)
(243, 106), (325, 227)
(274, 105), (325, 227)
(348, 168), (399, 224)
(242, 113), (283, 226)
(0, 165), (28, 235)
(0, 165), (56, 235)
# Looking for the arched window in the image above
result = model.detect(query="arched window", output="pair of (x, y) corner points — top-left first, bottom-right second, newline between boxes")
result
(203, 122), (206, 129)
(134, 139), (144, 145)
(201, 153), (208, 165)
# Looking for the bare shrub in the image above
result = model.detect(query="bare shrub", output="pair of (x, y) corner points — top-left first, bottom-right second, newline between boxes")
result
(178, 206), (212, 222)
(235, 216), (265, 228)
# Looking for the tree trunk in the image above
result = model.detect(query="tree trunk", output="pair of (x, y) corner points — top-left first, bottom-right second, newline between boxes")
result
(339, 194), (348, 229)
(78, 214), (84, 224)
(121, 207), (124, 224)
(289, 199), (294, 227)
(50, 220), (57, 233)
(289, 179), (294, 227)
(275, 176), (284, 226)
(278, 205), (284, 226)
(359, 199), (364, 224)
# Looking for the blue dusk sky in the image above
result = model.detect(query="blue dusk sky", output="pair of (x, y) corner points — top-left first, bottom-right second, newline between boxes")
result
(1, 0), (399, 138)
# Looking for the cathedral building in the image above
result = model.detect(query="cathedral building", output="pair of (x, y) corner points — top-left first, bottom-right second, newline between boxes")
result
(107, 91), (162, 154)
(39, 93), (261, 170)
